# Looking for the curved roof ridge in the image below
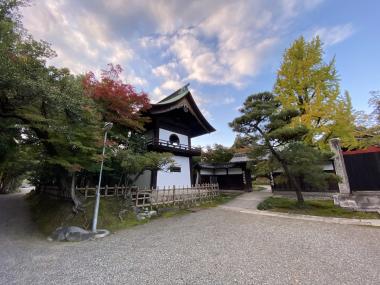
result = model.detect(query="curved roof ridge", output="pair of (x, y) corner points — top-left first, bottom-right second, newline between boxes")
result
(150, 83), (215, 137)
(157, 83), (190, 105)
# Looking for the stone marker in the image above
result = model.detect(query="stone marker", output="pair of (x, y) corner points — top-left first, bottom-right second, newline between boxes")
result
(329, 138), (351, 194)
(48, 226), (110, 242)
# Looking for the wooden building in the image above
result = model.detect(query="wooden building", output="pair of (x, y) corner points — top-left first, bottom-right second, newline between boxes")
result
(195, 154), (253, 191)
(134, 84), (215, 188)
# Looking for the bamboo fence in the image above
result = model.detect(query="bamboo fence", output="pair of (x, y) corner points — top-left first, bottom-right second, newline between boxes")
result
(76, 183), (219, 208)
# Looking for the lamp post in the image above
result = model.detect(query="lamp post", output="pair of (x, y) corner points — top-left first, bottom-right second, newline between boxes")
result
(92, 122), (113, 233)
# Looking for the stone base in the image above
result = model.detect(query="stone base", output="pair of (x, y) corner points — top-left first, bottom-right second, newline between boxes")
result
(333, 192), (380, 212)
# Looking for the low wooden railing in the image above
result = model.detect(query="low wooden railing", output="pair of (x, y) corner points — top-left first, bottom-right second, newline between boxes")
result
(76, 183), (219, 208)
(146, 138), (201, 153)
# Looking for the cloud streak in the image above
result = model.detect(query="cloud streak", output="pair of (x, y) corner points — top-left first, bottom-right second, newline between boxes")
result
(313, 24), (355, 46)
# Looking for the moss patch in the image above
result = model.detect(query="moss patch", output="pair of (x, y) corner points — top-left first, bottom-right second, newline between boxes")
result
(156, 193), (241, 217)
(257, 197), (380, 219)
(252, 185), (267, 191)
(197, 192), (241, 208)
(26, 193), (146, 236)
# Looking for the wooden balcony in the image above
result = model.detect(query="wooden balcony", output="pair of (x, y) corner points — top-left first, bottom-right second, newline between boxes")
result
(147, 138), (201, 156)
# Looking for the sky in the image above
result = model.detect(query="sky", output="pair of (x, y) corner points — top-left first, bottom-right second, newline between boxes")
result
(21, 0), (380, 147)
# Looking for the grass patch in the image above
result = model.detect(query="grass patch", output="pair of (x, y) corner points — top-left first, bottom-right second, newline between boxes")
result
(27, 192), (241, 236)
(197, 192), (241, 208)
(158, 193), (241, 217)
(158, 208), (191, 218)
(252, 185), (266, 191)
(26, 192), (147, 236)
(257, 197), (380, 219)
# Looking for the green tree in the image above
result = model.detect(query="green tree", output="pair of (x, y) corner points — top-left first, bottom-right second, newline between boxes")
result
(201, 144), (234, 163)
(0, 1), (101, 202)
(230, 92), (337, 203)
(354, 91), (380, 147)
(369, 90), (380, 123)
(274, 36), (357, 148)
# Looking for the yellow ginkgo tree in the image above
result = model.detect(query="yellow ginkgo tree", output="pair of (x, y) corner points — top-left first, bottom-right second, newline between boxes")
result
(274, 36), (358, 149)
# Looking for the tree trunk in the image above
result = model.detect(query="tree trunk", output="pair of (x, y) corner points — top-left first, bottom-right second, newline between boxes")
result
(70, 173), (85, 214)
(258, 128), (305, 204)
(281, 163), (304, 203)
(0, 173), (21, 194)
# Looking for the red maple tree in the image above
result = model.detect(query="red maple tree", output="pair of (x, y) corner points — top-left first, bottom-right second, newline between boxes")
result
(83, 64), (151, 131)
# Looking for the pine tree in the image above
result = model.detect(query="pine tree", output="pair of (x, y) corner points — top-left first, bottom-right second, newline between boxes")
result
(230, 92), (338, 203)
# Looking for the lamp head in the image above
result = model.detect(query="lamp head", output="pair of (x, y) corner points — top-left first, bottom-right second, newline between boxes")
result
(104, 122), (113, 131)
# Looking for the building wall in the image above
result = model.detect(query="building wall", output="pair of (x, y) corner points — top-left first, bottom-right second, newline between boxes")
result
(156, 155), (191, 188)
(159, 128), (189, 145)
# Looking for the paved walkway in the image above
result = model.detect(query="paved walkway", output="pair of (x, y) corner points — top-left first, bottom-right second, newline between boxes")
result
(220, 190), (380, 227)
(222, 191), (272, 211)
(1, 192), (380, 284)
(0, 193), (40, 241)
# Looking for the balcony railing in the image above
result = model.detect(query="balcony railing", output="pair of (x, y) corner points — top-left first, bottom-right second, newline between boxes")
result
(147, 138), (201, 154)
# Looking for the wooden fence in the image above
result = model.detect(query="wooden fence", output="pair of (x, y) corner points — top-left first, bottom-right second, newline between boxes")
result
(76, 183), (219, 208)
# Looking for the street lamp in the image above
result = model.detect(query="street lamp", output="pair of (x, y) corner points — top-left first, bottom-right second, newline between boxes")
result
(92, 122), (113, 233)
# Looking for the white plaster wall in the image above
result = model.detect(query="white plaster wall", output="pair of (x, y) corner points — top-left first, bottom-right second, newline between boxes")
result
(156, 155), (191, 188)
(159, 128), (188, 145)
(200, 169), (214, 175)
(215, 169), (227, 175)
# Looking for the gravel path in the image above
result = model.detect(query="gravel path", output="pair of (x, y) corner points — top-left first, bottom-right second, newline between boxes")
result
(1, 193), (380, 284)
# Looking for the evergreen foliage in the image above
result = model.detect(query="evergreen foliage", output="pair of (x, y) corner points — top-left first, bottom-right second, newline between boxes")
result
(201, 144), (234, 163)
(230, 92), (338, 203)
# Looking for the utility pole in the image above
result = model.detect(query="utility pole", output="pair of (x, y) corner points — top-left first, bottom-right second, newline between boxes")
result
(92, 122), (113, 233)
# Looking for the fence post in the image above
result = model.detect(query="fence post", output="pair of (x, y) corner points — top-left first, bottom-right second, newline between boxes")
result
(186, 185), (189, 205)
(135, 187), (139, 207)
(163, 186), (166, 207)
(105, 185), (108, 196)
(172, 185), (176, 204)
(84, 185), (88, 200)
(156, 185), (159, 206)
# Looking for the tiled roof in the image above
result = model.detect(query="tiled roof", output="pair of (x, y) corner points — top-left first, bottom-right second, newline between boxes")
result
(229, 153), (251, 163)
(156, 84), (190, 105)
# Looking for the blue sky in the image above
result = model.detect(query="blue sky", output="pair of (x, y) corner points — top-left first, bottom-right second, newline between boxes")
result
(21, 0), (380, 147)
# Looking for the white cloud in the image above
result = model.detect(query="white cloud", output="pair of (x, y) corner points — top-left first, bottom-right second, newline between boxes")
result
(200, 107), (212, 121)
(280, 0), (324, 18)
(313, 24), (355, 46)
(161, 80), (184, 91)
(125, 74), (148, 87)
(189, 88), (209, 107)
(152, 87), (165, 102)
(152, 62), (180, 80)
(22, 1), (135, 76)
(223, 97), (235, 105)
(21, 0), (325, 99)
